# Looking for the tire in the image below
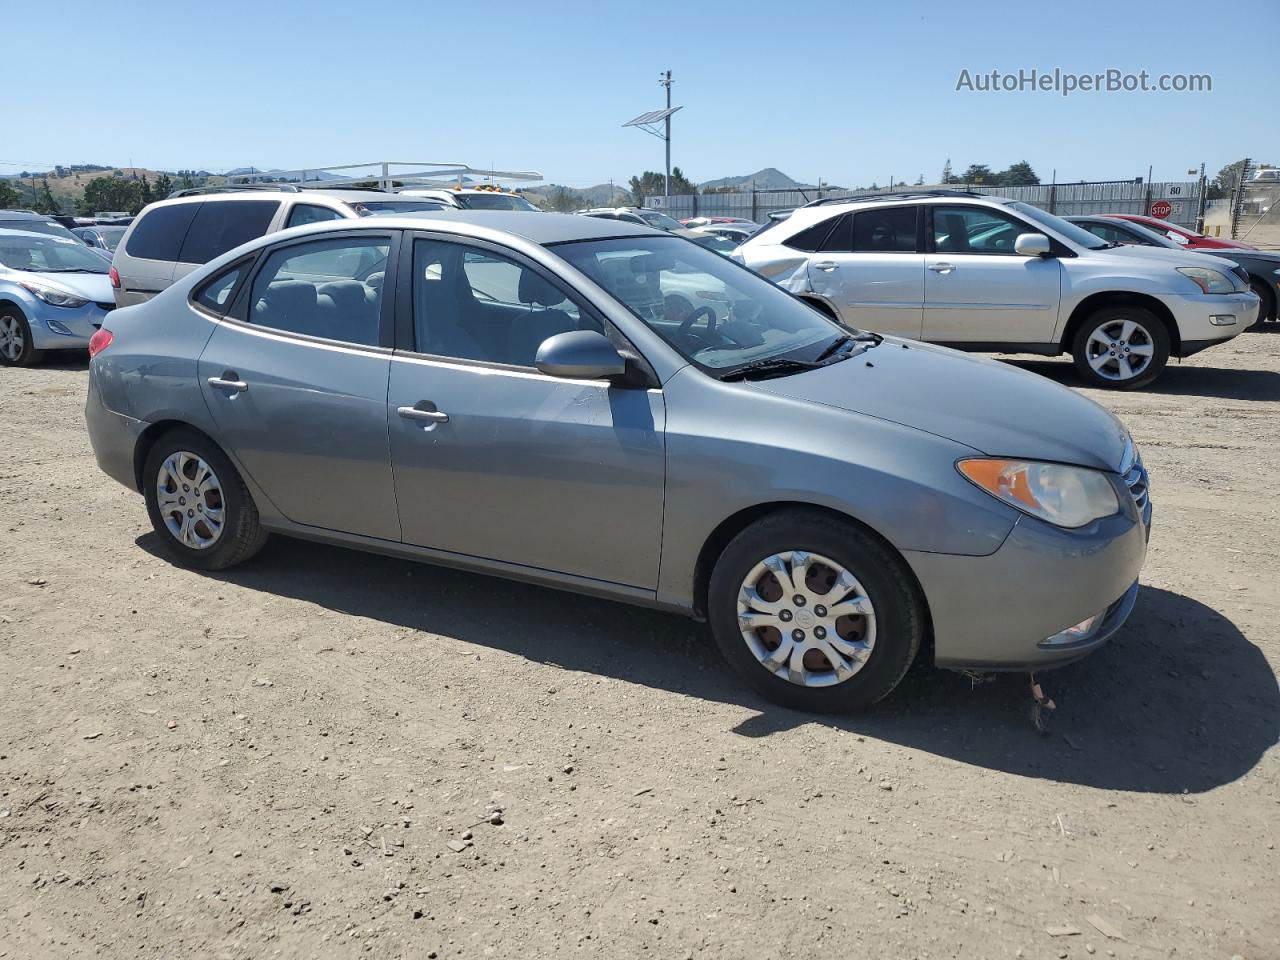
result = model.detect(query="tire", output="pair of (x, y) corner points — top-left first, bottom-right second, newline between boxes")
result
(1071, 305), (1170, 390)
(0, 307), (44, 367)
(143, 428), (268, 571)
(707, 510), (924, 712)
(1248, 279), (1276, 329)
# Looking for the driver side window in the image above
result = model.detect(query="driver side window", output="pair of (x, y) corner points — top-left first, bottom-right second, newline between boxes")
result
(932, 205), (1026, 255)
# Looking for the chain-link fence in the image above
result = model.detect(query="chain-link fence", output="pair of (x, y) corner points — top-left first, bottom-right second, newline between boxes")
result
(645, 179), (1204, 228)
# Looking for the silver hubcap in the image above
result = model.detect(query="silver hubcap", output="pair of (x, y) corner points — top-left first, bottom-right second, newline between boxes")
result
(0, 316), (23, 361)
(1085, 319), (1155, 381)
(156, 451), (225, 550)
(736, 550), (876, 688)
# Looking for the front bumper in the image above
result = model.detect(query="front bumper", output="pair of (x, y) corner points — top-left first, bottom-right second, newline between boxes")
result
(28, 300), (113, 351)
(905, 489), (1149, 671)
(1163, 291), (1259, 356)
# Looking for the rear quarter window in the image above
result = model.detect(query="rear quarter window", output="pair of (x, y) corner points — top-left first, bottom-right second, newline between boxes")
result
(784, 214), (843, 252)
(178, 200), (279, 264)
(124, 203), (201, 261)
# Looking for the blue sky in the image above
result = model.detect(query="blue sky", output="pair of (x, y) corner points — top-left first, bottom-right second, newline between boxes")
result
(7, 0), (1277, 188)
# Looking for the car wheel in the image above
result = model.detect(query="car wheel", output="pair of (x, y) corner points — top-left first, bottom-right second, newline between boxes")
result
(1248, 279), (1276, 329)
(1071, 306), (1169, 390)
(0, 308), (44, 367)
(707, 510), (924, 712)
(143, 429), (268, 571)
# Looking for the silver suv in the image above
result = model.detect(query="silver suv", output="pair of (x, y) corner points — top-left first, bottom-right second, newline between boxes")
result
(737, 191), (1259, 389)
(110, 186), (448, 307)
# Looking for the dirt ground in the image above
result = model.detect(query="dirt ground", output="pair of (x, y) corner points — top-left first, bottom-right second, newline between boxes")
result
(2, 332), (1278, 960)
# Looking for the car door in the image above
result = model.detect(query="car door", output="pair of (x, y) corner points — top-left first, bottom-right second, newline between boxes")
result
(803, 208), (924, 337)
(386, 233), (666, 588)
(922, 204), (1062, 346)
(197, 230), (402, 541)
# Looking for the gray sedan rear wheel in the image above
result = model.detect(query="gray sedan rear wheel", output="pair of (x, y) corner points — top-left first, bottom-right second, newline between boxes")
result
(143, 429), (268, 571)
(708, 510), (924, 711)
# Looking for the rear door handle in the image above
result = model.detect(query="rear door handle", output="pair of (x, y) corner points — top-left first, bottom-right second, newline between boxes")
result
(928, 262), (955, 273)
(812, 261), (839, 272)
(207, 371), (248, 392)
(398, 402), (449, 424)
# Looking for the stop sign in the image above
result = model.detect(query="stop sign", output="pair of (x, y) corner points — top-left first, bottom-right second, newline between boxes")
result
(1150, 199), (1172, 219)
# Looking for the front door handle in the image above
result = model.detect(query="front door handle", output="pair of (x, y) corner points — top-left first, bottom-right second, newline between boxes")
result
(812, 260), (839, 272)
(398, 402), (449, 424)
(928, 262), (956, 274)
(207, 371), (248, 392)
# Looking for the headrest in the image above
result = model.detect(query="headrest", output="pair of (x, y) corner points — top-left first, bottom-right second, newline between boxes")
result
(262, 279), (316, 314)
(317, 280), (367, 313)
(518, 269), (563, 307)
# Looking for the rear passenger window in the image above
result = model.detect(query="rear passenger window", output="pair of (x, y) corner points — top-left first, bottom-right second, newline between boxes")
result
(852, 207), (917, 252)
(125, 203), (200, 261)
(783, 215), (841, 252)
(247, 237), (390, 346)
(286, 204), (345, 229)
(178, 200), (279, 264)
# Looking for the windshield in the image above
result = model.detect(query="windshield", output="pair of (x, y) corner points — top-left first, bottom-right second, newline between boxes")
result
(95, 226), (127, 250)
(554, 236), (848, 372)
(0, 232), (111, 273)
(354, 200), (448, 217)
(1006, 201), (1110, 250)
(0, 218), (81, 243)
(1138, 216), (1196, 237)
(636, 210), (684, 232)
(457, 193), (539, 212)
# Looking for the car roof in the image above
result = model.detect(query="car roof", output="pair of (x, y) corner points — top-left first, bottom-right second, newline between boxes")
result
(0, 227), (71, 239)
(289, 210), (660, 245)
(0, 210), (55, 221)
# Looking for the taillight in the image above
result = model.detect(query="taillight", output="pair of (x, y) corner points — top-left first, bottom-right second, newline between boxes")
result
(109, 267), (120, 289)
(88, 328), (114, 358)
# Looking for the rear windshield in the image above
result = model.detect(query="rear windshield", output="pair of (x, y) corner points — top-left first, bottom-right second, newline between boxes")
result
(178, 200), (278, 264)
(352, 200), (448, 217)
(455, 193), (539, 212)
(125, 203), (201, 261)
(0, 219), (81, 242)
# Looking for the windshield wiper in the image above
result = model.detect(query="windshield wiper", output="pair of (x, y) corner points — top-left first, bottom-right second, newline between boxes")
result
(721, 357), (825, 382)
(41, 267), (105, 273)
(814, 335), (854, 362)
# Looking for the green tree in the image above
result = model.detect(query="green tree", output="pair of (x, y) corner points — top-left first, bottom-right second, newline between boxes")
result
(78, 175), (144, 215)
(0, 179), (22, 208)
(940, 158), (953, 183)
(34, 178), (60, 214)
(626, 166), (698, 205)
(996, 161), (1040, 186)
(958, 164), (994, 185)
(1207, 159), (1251, 201)
(546, 186), (580, 212)
(153, 173), (174, 199)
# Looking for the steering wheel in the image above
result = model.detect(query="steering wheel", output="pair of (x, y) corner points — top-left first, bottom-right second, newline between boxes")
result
(677, 305), (719, 341)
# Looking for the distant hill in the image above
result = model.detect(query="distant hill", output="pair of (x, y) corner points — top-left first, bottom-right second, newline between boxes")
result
(522, 183), (628, 208)
(700, 168), (807, 191)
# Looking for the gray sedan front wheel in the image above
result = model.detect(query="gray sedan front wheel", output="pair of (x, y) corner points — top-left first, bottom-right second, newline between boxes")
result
(708, 510), (924, 711)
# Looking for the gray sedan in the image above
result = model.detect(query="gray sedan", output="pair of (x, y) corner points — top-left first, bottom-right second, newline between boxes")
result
(84, 212), (1150, 711)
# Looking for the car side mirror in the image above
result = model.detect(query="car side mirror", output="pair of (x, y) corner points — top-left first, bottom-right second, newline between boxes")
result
(535, 330), (627, 380)
(1014, 232), (1052, 257)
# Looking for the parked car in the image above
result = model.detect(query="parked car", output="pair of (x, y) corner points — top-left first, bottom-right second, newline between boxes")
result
(735, 191), (1258, 389)
(73, 224), (128, 253)
(110, 187), (449, 306)
(1104, 213), (1258, 251)
(1068, 215), (1280, 325)
(0, 229), (114, 366)
(86, 212), (1151, 712)
(399, 187), (541, 212)
(1, 209), (90, 244)
(579, 207), (740, 255)
(691, 223), (760, 245)
(681, 217), (759, 228)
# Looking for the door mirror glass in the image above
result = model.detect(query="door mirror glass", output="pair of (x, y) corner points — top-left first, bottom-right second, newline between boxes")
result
(535, 330), (626, 380)
(1014, 232), (1051, 257)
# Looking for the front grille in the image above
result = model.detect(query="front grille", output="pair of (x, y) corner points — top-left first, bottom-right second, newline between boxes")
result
(1122, 443), (1149, 512)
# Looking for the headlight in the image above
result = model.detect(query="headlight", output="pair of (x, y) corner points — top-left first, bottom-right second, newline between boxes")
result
(958, 458), (1120, 529)
(1176, 266), (1235, 295)
(18, 280), (89, 308)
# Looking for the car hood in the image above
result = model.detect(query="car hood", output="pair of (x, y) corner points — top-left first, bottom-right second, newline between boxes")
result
(749, 339), (1130, 472)
(1203, 248), (1280, 265)
(1092, 244), (1242, 270)
(4, 267), (114, 301)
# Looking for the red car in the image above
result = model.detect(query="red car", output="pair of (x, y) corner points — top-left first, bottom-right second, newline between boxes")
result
(1103, 214), (1258, 251)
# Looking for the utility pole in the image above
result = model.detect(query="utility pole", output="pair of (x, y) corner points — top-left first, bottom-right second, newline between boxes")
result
(660, 70), (673, 199)
(1190, 162), (1207, 233)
